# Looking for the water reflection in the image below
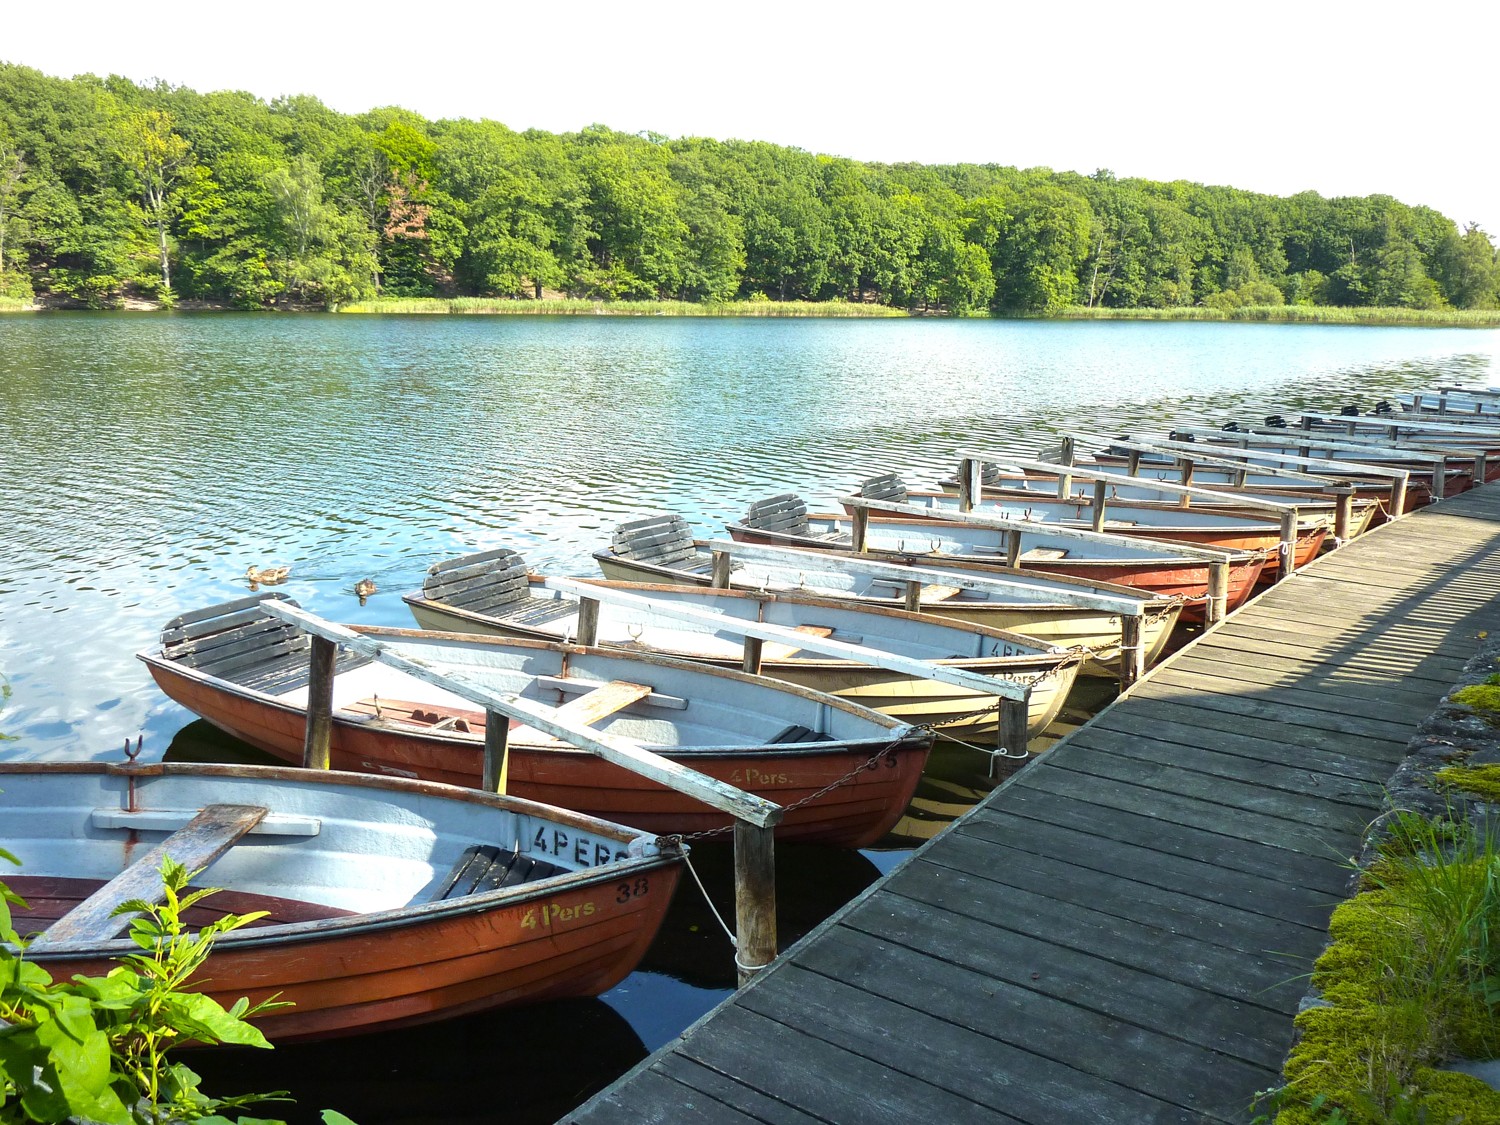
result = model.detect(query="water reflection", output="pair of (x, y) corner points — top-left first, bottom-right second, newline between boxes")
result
(186, 999), (646, 1125)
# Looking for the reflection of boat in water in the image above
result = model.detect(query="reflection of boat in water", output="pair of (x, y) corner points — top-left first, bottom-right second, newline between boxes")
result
(882, 678), (1119, 849)
(638, 841), (884, 990)
(187, 997), (647, 1125)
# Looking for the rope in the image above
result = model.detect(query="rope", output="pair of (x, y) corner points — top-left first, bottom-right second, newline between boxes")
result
(941, 729), (1032, 779)
(678, 849), (737, 950)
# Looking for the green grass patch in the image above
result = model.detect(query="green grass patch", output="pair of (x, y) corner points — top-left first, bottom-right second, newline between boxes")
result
(1266, 811), (1500, 1123)
(338, 297), (906, 317)
(0, 295), (35, 312)
(1052, 305), (1500, 327)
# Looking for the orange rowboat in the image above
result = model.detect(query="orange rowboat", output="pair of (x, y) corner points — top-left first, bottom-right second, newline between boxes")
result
(138, 596), (931, 848)
(4, 761), (684, 1042)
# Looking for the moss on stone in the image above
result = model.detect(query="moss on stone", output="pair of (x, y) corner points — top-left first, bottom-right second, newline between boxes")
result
(1437, 763), (1500, 803)
(1274, 859), (1500, 1122)
(1452, 679), (1500, 722)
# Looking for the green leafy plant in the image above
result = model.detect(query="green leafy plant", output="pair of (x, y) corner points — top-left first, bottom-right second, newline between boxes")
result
(0, 851), (334, 1124)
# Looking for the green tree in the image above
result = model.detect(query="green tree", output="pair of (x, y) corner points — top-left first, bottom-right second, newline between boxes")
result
(113, 109), (191, 293)
(0, 124), (24, 275)
(572, 127), (687, 298)
(1437, 224), (1499, 309)
(266, 154), (375, 307)
(990, 186), (1092, 311)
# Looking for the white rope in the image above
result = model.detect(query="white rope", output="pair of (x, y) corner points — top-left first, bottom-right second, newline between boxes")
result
(681, 850), (736, 950)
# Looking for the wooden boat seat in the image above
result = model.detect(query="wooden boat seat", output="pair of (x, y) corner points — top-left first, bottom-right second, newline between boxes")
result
(433, 845), (567, 900)
(30, 804), (269, 948)
(741, 493), (814, 537)
(859, 473), (910, 504)
(420, 548), (554, 620)
(509, 680), (655, 743)
(921, 585), (963, 601)
(769, 724), (834, 744)
(760, 625), (835, 661)
(610, 514), (702, 568)
(951, 459), (1009, 486)
(496, 598), (582, 628)
(347, 681), (654, 743)
(416, 549), (581, 627)
(159, 594), (373, 695)
(867, 580), (962, 603)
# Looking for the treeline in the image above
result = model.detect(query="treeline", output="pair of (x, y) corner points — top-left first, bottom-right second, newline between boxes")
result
(1, 62), (1497, 313)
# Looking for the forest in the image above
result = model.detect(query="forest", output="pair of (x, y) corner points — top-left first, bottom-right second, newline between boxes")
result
(1, 62), (1497, 314)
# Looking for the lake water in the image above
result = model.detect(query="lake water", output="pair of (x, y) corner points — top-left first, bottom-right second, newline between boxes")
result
(2, 313), (1497, 1121)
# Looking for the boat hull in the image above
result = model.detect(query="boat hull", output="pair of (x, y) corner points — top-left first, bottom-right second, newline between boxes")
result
(144, 659), (929, 849)
(723, 524), (1266, 625)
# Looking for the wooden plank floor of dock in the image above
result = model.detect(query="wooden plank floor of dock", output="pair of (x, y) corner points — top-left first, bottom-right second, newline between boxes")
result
(568, 483), (1500, 1125)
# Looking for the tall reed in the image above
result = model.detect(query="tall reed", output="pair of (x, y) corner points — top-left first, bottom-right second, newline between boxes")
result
(1054, 305), (1500, 327)
(338, 297), (905, 317)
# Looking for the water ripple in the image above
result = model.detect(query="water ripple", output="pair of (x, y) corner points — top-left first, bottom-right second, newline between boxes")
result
(1, 314), (1495, 757)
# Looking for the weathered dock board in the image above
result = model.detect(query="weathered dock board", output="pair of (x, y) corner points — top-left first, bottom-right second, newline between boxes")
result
(568, 484), (1500, 1124)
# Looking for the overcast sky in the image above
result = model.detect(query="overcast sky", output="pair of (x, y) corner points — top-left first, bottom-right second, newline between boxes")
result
(5, 0), (1497, 237)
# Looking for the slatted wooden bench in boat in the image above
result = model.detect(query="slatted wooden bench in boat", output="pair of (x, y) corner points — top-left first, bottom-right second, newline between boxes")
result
(433, 844), (567, 899)
(30, 804), (269, 948)
(160, 594), (372, 695)
(739, 494), (849, 543)
(609, 514), (707, 570)
(859, 473), (910, 504)
(421, 548), (576, 627)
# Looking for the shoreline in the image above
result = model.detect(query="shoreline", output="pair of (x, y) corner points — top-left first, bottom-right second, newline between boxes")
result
(3, 295), (1498, 327)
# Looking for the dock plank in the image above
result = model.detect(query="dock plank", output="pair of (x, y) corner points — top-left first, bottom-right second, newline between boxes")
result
(575, 480), (1500, 1124)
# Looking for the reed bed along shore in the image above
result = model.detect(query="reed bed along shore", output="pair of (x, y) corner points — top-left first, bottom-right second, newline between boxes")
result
(337, 297), (905, 317)
(6, 293), (1497, 325)
(1052, 304), (1500, 327)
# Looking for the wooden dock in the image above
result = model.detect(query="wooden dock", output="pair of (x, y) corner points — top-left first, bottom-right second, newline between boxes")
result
(567, 482), (1500, 1124)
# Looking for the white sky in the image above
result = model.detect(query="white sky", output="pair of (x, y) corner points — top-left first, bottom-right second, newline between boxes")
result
(4, 0), (1497, 238)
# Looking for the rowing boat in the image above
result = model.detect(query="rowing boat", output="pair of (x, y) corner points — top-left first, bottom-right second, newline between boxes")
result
(937, 458), (1429, 518)
(849, 473), (1332, 566)
(138, 595), (932, 848)
(4, 760), (683, 1041)
(402, 548), (1085, 739)
(591, 514), (1184, 672)
(726, 494), (1266, 619)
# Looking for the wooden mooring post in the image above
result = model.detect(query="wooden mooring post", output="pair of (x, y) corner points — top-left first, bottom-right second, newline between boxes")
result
(301, 636), (336, 770)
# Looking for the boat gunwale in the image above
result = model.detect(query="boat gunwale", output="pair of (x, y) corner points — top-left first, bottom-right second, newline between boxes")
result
(403, 591), (1091, 674)
(136, 646), (926, 758)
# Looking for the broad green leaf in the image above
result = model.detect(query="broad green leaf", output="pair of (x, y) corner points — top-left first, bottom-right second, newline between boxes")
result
(175, 992), (273, 1047)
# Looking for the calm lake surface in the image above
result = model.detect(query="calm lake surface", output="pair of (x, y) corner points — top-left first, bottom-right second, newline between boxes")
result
(2, 313), (1497, 1120)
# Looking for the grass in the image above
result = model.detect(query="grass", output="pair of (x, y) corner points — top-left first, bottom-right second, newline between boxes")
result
(0, 295), (35, 312)
(1266, 810), (1500, 1123)
(337, 297), (906, 317)
(1053, 305), (1500, 327)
